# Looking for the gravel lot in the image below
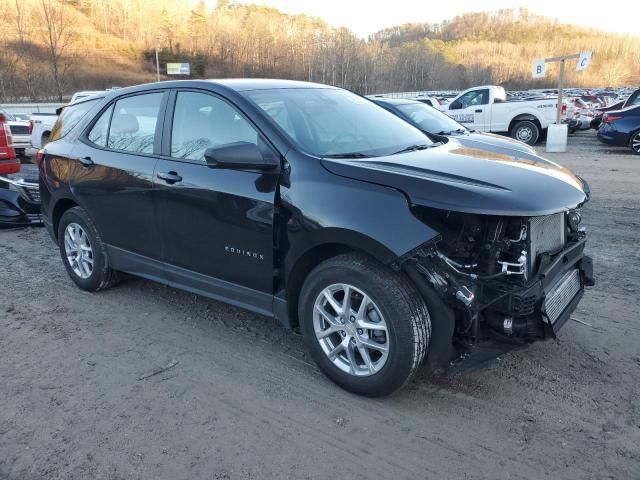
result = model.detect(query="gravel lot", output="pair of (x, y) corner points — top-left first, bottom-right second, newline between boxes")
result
(2, 130), (639, 480)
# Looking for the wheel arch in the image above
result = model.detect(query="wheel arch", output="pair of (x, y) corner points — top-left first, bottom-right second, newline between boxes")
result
(629, 128), (640, 153)
(281, 230), (405, 330)
(51, 197), (79, 240)
(508, 114), (542, 132)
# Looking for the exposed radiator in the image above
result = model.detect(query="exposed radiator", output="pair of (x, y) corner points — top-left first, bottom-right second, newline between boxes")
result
(529, 213), (566, 272)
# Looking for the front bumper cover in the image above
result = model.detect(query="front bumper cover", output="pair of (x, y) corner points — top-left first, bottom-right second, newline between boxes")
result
(0, 176), (42, 227)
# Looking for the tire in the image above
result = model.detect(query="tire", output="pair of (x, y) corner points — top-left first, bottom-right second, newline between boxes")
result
(510, 120), (540, 145)
(41, 132), (50, 146)
(57, 206), (119, 292)
(298, 253), (430, 397)
(630, 131), (640, 155)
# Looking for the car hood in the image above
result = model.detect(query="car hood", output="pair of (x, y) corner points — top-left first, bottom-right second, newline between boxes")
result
(321, 140), (589, 216)
(450, 131), (536, 156)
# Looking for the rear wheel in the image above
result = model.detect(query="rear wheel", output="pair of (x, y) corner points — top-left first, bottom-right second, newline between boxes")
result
(630, 131), (640, 155)
(299, 253), (430, 397)
(58, 207), (119, 291)
(510, 120), (540, 145)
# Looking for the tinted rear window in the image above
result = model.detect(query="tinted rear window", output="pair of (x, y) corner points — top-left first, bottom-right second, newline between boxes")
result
(51, 100), (99, 141)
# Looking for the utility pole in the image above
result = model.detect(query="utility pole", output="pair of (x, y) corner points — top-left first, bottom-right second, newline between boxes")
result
(155, 35), (161, 83)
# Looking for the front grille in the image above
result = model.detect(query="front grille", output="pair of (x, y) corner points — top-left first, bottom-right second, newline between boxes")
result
(25, 186), (40, 203)
(10, 125), (29, 135)
(15, 182), (41, 203)
(545, 269), (581, 324)
(529, 213), (566, 272)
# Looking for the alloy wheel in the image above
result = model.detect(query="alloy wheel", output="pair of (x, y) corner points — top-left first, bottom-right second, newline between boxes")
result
(63, 222), (94, 279)
(313, 283), (389, 376)
(632, 134), (640, 153)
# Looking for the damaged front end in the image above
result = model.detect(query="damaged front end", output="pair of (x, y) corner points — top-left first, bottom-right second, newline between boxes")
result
(400, 206), (594, 373)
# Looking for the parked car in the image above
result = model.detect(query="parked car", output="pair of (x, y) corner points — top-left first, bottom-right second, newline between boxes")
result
(411, 96), (440, 107)
(437, 85), (570, 145)
(0, 109), (31, 157)
(597, 105), (640, 155)
(39, 79), (593, 396)
(590, 100), (626, 130)
(0, 112), (20, 175)
(370, 97), (537, 156)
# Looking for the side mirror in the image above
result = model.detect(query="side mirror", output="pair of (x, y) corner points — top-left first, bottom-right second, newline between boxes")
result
(204, 142), (278, 170)
(449, 101), (462, 110)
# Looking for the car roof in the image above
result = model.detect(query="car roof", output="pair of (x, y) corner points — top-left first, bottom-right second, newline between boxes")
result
(100, 79), (337, 99)
(370, 97), (422, 106)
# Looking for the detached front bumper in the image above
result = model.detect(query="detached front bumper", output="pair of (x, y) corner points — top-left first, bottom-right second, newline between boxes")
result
(0, 176), (42, 227)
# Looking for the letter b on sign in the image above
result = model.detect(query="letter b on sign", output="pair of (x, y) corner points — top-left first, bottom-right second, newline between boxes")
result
(532, 60), (546, 79)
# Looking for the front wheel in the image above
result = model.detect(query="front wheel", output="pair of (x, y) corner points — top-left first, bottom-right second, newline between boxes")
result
(630, 131), (640, 155)
(510, 120), (540, 145)
(299, 253), (431, 397)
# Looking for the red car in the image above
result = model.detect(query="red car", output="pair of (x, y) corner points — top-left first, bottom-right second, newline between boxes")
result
(0, 112), (20, 175)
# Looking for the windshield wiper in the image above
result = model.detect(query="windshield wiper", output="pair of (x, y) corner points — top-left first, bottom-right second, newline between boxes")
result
(323, 152), (372, 159)
(392, 144), (430, 155)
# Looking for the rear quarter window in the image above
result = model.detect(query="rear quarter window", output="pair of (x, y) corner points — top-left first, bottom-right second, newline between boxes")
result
(50, 99), (100, 141)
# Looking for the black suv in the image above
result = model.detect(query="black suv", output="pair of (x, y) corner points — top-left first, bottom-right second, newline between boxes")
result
(39, 80), (593, 396)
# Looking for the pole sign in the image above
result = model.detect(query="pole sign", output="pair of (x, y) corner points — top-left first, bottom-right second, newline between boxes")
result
(532, 59), (546, 79)
(167, 63), (190, 75)
(576, 51), (592, 72)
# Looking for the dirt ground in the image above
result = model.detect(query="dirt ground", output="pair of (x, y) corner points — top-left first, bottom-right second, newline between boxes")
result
(2, 130), (639, 480)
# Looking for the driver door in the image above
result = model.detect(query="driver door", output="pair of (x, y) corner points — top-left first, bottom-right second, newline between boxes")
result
(153, 90), (280, 306)
(448, 89), (489, 131)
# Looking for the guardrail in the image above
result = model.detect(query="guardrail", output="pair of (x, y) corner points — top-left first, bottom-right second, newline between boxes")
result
(1, 103), (66, 115)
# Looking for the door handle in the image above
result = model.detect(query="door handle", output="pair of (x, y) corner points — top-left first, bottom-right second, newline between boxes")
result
(77, 156), (94, 167)
(475, 109), (483, 113)
(157, 171), (182, 183)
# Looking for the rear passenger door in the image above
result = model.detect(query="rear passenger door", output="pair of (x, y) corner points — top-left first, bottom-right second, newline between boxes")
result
(153, 90), (279, 304)
(72, 91), (168, 269)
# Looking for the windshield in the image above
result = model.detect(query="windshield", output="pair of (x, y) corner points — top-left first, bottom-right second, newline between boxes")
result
(395, 102), (467, 135)
(244, 88), (431, 157)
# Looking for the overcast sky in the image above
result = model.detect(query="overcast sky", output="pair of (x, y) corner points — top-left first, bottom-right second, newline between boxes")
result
(232, 0), (639, 37)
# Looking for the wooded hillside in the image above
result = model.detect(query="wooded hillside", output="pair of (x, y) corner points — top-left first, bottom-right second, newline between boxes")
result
(1, 0), (638, 101)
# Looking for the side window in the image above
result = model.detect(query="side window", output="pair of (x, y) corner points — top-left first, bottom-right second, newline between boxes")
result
(50, 99), (99, 141)
(171, 91), (258, 162)
(457, 90), (489, 108)
(87, 105), (113, 147)
(107, 93), (163, 154)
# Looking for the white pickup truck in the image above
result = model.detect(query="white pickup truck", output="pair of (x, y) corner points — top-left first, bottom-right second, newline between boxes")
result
(438, 85), (570, 145)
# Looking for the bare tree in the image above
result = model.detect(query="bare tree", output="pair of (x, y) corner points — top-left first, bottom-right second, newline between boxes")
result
(38, 0), (76, 100)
